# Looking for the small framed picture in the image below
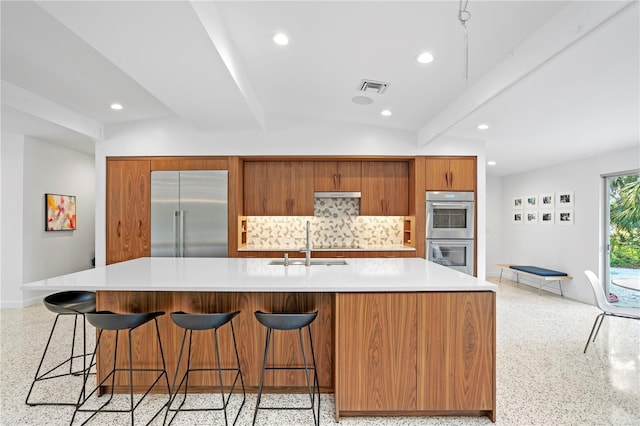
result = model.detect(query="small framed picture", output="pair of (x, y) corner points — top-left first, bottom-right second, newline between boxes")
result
(557, 209), (574, 225)
(540, 211), (554, 224)
(540, 193), (554, 208)
(45, 193), (77, 231)
(512, 211), (523, 224)
(557, 191), (574, 207)
(525, 195), (538, 209)
(512, 196), (524, 209)
(525, 211), (538, 224)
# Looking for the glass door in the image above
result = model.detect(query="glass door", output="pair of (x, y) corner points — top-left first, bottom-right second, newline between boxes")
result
(605, 171), (640, 305)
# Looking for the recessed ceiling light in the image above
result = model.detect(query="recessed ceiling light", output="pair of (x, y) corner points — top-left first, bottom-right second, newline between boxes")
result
(110, 103), (123, 110)
(380, 109), (392, 117)
(273, 33), (289, 46)
(477, 123), (489, 130)
(487, 161), (497, 166)
(416, 52), (434, 64)
(352, 96), (373, 105)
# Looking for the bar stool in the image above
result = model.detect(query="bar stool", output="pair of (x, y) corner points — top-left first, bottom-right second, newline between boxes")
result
(252, 311), (320, 426)
(164, 311), (246, 426)
(70, 311), (171, 426)
(26, 290), (96, 406)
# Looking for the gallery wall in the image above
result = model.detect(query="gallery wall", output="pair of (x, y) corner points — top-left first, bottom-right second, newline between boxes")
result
(493, 146), (639, 304)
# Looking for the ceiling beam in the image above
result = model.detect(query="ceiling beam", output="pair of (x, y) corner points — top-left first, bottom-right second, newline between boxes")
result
(417, 0), (635, 146)
(1, 80), (104, 140)
(189, 1), (266, 132)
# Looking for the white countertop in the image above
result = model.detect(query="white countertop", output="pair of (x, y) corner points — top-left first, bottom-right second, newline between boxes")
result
(238, 246), (416, 252)
(21, 257), (496, 293)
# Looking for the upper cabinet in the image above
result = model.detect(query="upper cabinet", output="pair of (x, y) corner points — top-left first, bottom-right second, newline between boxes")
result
(314, 161), (361, 192)
(244, 161), (314, 215)
(361, 161), (409, 215)
(425, 157), (476, 191)
(106, 159), (151, 264)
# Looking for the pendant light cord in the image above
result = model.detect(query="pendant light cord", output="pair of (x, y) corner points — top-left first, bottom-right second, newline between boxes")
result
(458, 0), (471, 84)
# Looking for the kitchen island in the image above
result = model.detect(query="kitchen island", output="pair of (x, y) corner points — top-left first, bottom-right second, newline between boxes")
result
(22, 257), (497, 422)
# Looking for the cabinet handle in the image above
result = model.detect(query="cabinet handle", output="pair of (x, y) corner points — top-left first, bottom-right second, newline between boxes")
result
(445, 172), (449, 187)
(139, 220), (142, 237)
(338, 173), (342, 189)
(449, 172), (453, 188)
(117, 220), (121, 237)
(334, 174), (338, 190)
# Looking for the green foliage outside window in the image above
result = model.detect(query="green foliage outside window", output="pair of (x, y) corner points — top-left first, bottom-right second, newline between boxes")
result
(609, 174), (640, 268)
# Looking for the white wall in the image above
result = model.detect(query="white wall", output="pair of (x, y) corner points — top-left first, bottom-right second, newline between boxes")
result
(1, 134), (24, 307)
(496, 146), (639, 304)
(0, 135), (95, 308)
(485, 175), (502, 277)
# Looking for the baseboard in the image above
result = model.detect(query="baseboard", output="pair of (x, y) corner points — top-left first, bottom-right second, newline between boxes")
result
(0, 294), (43, 309)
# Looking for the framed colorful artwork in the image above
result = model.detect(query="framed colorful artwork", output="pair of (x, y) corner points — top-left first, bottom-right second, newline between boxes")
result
(45, 194), (76, 231)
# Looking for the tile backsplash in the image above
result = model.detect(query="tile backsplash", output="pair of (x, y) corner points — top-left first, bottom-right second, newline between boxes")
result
(246, 198), (404, 249)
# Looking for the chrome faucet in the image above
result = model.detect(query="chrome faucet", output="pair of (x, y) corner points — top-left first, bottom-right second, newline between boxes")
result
(300, 220), (312, 266)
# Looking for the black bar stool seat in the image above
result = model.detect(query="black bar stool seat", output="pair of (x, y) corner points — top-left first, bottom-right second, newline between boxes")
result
(70, 310), (171, 426)
(165, 311), (246, 426)
(253, 311), (320, 426)
(26, 291), (96, 406)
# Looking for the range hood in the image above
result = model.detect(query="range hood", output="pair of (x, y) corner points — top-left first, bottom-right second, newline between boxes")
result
(314, 191), (361, 198)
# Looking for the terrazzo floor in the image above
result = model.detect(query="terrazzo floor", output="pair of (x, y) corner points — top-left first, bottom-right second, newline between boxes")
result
(1, 278), (639, 425)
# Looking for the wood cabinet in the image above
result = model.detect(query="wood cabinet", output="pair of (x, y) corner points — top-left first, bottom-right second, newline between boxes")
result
(424, 157), (476, 191)
(336, 293), (417, 412)
(335, 291), (495, 420)
(106, 159), (151, 264)
(314, 161), (361, 192)
(417, 292), (495, 412)
(243, 161), (313, 215)
(361, 161), (409, 215)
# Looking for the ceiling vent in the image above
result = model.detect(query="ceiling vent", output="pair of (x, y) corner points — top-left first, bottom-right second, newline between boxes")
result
(359, 79), (389, 94)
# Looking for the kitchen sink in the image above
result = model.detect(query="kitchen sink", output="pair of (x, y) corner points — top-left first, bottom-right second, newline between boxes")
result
(269, 259), (348, 266)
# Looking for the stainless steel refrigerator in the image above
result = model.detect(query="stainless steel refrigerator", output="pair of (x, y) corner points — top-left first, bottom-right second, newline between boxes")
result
(151, 170), (228, 257)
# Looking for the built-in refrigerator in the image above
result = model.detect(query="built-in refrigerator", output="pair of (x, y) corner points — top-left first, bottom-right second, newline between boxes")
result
(151, 170), (228, 257)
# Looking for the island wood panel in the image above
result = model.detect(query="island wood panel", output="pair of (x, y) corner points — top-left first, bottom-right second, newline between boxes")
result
(95, 291), (161, 393)
(95, 291), (333, 393)
(268, 293), (333, 390)
(417, 292), (495, 416)
(336, 292), (417, 412)
(335, 291), (495, 422)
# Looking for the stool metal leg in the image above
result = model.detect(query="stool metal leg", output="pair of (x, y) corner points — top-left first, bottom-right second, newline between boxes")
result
(26, 313), (93, 406)
(166, 321), (245, 426)
(71, 318), (170, 426)
(253, 325), (320, 426)
(299, 326), (320, 426)
(253, 327), (272, 426)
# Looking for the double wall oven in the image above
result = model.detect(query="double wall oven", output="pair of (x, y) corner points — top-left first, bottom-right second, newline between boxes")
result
(426, 191), (474, 275)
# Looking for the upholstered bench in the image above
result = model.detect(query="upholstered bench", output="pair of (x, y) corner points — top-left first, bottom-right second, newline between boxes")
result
(496, 264), (572, 296)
